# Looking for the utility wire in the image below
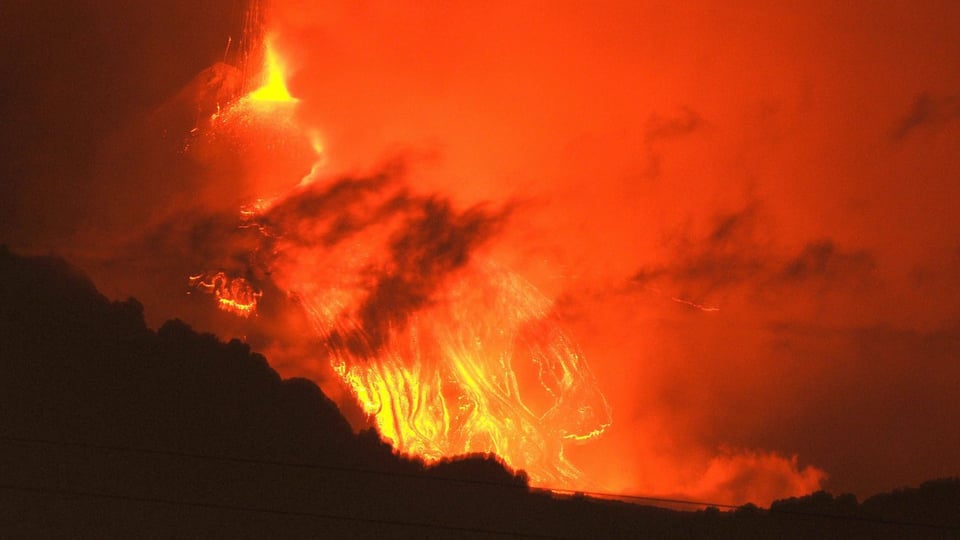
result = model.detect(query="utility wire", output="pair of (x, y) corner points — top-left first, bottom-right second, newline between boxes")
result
(546, 488), (739, 509)
(0, 435), (736, 505)
(2, 435), (957, 532)
(0, 434), (725, 508)
(0, 483), (574, 540)
(0, 434), (528, 492)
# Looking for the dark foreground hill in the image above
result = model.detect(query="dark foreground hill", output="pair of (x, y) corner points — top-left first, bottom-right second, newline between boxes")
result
(1, 246), (957, 539)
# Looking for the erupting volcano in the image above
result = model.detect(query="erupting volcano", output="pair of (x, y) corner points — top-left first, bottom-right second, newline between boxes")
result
(13, 0), (959, 513)
(185, 7), (611, 489)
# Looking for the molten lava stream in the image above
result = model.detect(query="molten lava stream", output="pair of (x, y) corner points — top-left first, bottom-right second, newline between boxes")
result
(295, 262), (612, 487)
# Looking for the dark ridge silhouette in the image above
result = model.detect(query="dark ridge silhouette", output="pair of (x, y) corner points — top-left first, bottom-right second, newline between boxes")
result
(1, 246), (957, 539)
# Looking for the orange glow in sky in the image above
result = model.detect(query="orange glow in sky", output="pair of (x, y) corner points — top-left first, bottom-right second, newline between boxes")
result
(5, 0), (958, 510)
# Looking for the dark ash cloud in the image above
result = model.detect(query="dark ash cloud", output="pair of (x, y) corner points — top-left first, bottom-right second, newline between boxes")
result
(631, 206), (765, 297)
(171, 162), (515, 359)
(631, 206), (877, 305)
(891, 92), (960, 140)
(778, 240), (875, 283)
(642, 107), (704, 178)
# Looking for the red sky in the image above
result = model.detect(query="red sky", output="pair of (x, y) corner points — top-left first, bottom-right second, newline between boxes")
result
(2, 0), (959, 506)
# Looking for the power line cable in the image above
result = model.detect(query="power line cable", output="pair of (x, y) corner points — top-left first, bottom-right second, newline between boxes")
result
(2, 434), (957, 532)
(546, 488), (739, 509)
(0, 434), (527, 492)
(0, 483), (575, 539)
(0, 435), (741, 506)
(0, 434), (729, 508)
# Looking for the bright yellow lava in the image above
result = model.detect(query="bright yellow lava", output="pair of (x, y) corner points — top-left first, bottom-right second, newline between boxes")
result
(248, 36), (297, 103)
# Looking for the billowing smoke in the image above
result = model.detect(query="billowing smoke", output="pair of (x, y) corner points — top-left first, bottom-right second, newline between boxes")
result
(248, 166), (511, 358)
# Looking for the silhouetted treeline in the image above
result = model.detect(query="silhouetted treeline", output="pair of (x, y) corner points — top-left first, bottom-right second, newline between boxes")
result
(1, 246), (957, 538)
(770, 480), (960, 531)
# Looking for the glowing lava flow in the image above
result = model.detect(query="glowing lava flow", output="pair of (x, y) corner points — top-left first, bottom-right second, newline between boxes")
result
(190, 28), (611, 488)
(299, 260), (613, 485)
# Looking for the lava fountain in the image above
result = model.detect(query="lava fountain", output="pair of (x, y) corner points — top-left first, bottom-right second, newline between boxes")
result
(188, 6), (611, 488)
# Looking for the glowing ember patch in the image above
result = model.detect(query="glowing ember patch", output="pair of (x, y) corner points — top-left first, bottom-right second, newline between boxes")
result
(240, 198), (276, 219)
(189, 272), (263, 317)
(248, 36), (297, 103)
